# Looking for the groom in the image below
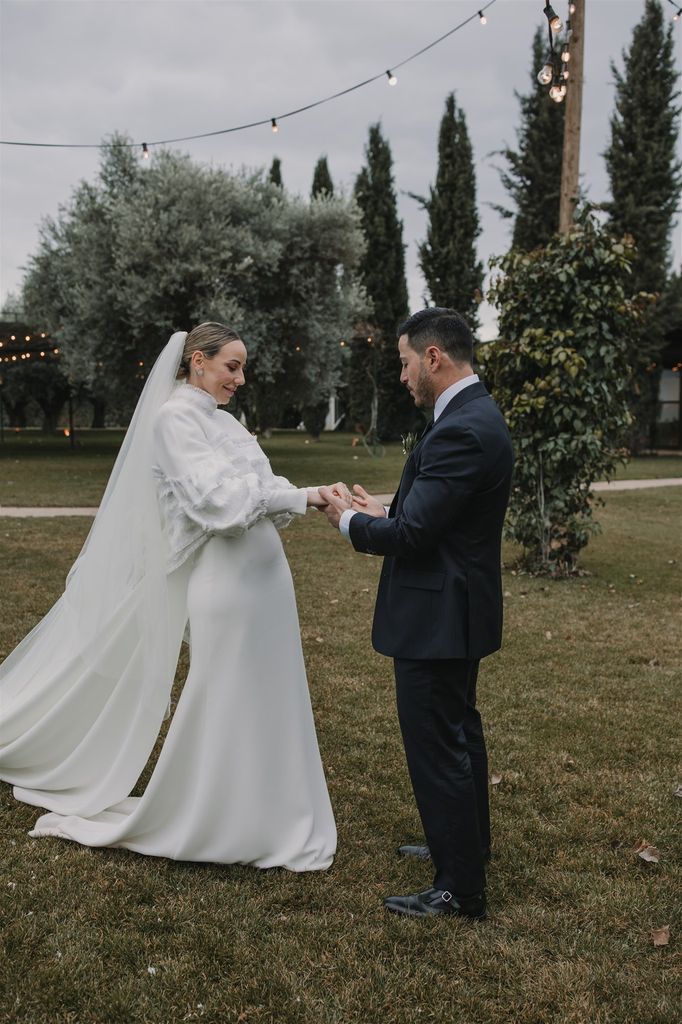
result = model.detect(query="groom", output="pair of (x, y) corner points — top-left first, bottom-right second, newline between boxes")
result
(320, 308), (513, 920)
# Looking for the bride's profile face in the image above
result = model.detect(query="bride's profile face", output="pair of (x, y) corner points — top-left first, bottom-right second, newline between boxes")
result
(193, 339), (247, 404)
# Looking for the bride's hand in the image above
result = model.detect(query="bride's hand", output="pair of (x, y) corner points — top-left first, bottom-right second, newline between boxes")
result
(328, 481), (352, 507)
(306, 488), (328, 508)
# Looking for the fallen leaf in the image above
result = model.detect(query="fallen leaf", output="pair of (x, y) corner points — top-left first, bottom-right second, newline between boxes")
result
(315, 637), (324, 644)
(330, 599), (338, 605)
(545, 630), (552, 640)
(503, 591), (511, 598)
(648, 658), (660, 668)
(673, 785), (682, 799)
(651, 925), (670, 947)
(490, 773), (503, 786)
(635, 841), (660, 864)
(561, 755), (576, 771)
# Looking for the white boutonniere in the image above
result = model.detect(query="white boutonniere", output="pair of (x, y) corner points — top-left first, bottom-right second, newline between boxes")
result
(401, 431), (419, 457)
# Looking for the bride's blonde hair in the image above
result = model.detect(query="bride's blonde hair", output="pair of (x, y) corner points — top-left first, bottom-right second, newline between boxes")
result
(177, 322), (242, 380)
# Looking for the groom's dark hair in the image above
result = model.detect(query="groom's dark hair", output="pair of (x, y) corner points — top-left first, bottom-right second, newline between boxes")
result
(398, 307), (473, 366)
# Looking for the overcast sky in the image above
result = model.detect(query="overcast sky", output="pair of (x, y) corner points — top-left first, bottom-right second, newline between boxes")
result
(1, 0), (680, 339)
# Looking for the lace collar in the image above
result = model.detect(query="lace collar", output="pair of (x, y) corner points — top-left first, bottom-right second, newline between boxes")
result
(176, 382), (218, 414)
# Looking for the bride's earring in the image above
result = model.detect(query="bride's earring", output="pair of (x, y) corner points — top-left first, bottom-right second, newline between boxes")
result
(196, 368), (204, 377)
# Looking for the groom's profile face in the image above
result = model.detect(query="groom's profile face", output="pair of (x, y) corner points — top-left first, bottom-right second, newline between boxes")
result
(399, 335), (436, 410)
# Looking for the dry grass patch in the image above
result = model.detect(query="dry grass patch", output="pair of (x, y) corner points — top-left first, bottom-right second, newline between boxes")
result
(1, 489), (680, 1023)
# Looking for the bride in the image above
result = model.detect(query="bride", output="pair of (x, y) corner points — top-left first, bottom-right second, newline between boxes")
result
(0, 323), (337, 871)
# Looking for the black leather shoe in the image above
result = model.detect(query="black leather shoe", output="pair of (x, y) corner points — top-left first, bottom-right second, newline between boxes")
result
(384, 887), (487, 920)
(397, 844), (491, 864)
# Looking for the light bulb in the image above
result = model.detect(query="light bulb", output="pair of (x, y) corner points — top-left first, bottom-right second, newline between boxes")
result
(674, 6), (681, 20)
(478, 10), (487, 25)
(271, 118), (278, 133)
(562, 68), (570, 80)
(549, 84), (562, 101)
(386, 69), (397, 85)
(560, 83), (567, 97)
(561, 48), (571, 62)
(142, 143), (150, 159)
(543, 4), (563, 32)
(569, 2), (576, 13)
(537, 63), (554, 86)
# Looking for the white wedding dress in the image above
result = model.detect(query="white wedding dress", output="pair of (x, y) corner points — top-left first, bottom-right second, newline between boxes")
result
(0, 360), (336, 871)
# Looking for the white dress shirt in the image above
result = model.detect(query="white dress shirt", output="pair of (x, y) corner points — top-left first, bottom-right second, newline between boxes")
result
(339, 374), (480, 538)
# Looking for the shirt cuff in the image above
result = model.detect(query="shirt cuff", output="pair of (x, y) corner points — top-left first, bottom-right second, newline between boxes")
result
(339, 508), (357, 538)
(267, 487), (308, 516)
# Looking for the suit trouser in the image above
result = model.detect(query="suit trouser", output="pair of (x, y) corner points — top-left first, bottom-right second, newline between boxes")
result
(393, 657), (490, 897)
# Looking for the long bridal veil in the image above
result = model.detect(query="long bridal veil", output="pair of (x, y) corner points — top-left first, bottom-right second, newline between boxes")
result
(0, 332), (192, 817)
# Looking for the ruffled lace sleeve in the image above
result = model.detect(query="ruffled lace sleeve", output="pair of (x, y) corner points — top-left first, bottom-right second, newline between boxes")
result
(153, 404), (306, 538)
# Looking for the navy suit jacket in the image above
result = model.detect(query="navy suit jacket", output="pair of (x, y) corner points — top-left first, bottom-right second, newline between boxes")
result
(348, 382), (514, 660)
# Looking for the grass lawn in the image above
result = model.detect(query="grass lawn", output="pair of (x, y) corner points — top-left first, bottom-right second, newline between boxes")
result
(1, 487), (680, 1024)
(0, 428), (681, 507)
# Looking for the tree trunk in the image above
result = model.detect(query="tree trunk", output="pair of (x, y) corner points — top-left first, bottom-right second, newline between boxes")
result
(90, 397), (107, 428)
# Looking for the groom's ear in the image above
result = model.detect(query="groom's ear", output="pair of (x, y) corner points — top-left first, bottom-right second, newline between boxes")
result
(425, 345), (442, 371)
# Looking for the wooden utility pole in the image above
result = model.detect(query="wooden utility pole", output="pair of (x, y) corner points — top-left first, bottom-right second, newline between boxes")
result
(559, 0), (586, 233)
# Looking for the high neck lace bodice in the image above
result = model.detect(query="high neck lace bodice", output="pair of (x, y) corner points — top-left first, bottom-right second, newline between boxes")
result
(176, 382), (218, 414)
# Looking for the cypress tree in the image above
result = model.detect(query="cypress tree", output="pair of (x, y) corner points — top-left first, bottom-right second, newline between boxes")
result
(269, 157), (283, 188)
(494, 26), (565, 250)
(311, 156), (334, 198)
(351, 124), (412, 439)
(414, 93), (483, 329)
(604, 0), (681, 448)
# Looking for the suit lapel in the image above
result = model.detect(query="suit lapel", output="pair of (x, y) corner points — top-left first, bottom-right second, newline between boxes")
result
(389, 384), (490, 516)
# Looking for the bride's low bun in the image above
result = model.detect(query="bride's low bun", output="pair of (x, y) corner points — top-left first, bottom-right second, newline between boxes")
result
(176, 323), (242, 380)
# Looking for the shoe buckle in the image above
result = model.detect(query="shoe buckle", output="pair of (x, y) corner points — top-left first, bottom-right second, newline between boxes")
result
(441, 890), (453, 903)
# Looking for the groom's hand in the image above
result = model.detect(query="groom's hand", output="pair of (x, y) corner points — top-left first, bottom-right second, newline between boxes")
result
(318, 485), (350, 529)
(351, 484), (387, 518)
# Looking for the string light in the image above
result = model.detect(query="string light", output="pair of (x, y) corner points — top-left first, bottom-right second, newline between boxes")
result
(478, 10), (487, 24)
(142, 142), (150, 159)
(674, 6), (681, 20)
(561, 46), (571, 63)
(0, 0), (498, 152)
(537, 61), (554, 86)
(386, 70), (397, 85)
(543, 4), (563, 32)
